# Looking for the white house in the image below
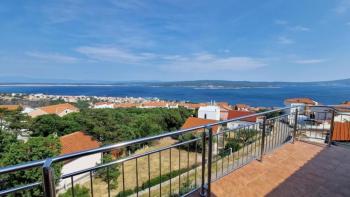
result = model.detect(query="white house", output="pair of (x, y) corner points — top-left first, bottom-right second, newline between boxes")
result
(22, 106), (34, 114)
(284, 98), (318, 115)
(334, 103), (350, 122)
(93, 102), (114, 109)
(57, 131), (102, 193)
(28, 103), (79, 118)
(226, 110), (258, 129)
(198, 106), (221, 120)
(334, 112), (350, 122)
(309, 106), (333, 121)
(284, 98), (318, 125)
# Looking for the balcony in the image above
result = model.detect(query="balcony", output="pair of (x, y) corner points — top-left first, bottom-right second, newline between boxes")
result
(194, 141), (350, 197)
(0, 106), (350, 197)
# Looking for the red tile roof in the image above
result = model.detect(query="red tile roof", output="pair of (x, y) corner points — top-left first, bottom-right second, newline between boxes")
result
(235, 104), (250, 109)
(181, 117), (219, 133)
(59, 131), (101, 155)
(114, 103), (139, 108)
(0, 105), (21, 111)
(39, 103), (78, 114)
(340, 101), (350, 107)
(217, 102), (232, 111)
(332, 122), (350, 141)
(142, 101), (168, 107)
(94, 102), (114, 106)
(179, 103), (207, 109)
(228, 110), (257, 122)
(284, 98), (317, 105)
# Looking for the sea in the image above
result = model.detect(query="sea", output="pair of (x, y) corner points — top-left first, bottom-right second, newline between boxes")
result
(0, 85), (350, 107)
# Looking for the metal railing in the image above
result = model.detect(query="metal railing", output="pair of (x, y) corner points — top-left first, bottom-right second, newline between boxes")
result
(295, 105), (350, 146)
(0, 105), (348, 197)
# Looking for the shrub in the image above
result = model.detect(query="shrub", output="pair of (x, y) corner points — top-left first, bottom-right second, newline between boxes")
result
(115, 164), (199, 196)
(58, 185), (89, 197)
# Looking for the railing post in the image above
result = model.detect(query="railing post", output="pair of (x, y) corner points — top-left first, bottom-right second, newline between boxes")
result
(42, 158), (56, 197)
(292, 109), (298, 144)
(259, 116), (267, 162)
(328, 110), (336, 147)
(207, 127), (213, 197)
(200, 129), (207, 197)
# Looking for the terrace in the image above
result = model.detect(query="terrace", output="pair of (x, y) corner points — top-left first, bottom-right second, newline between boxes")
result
(0, 105), (350, 197)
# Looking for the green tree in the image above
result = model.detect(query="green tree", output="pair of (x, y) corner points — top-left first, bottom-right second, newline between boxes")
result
(0, 132), (17, 158)
(0, 135), (62, 197)
(257, 109), (282, 119)
(236, 129), (258, 144)
(58, 185), (89, 197)
(96, 153), (120, 189)
(224, 138), (241, 153)
(7, 111), (30, 137)
(74, 100), (90, 110)
(0, 108), (6, 133)
(30, 114), (62, 137)
(177, 132), (203, 152)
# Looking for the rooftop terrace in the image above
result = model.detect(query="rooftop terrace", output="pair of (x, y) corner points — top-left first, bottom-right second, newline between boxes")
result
(195, 141), (350, 197)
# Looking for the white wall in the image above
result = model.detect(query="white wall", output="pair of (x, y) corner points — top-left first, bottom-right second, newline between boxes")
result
(227, 121), (252, 130)
(198, 106), (220, 120)
(335, 113), (350, 122)
(94, 104), (114, 109)
(57, 153), (102, 193)
(310, 107), (333, 121)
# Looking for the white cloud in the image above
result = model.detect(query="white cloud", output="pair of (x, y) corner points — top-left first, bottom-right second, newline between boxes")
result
(277, 36), (294, 44)
(275, 20), (310, 32)
(275, 20), (288, 25)
(76, 46), (266, 72)
(295, 59), (327, 64)
(110, 0), (147, 10)
(335, 0), (350, 14)
(290, 25), (310, 32)
(26, 52), (79, 63)
(76, 46), (157, 63)
(160, 53), (266, 72)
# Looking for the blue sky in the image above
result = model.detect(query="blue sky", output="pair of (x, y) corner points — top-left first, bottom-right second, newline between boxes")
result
(0, 0), (350, 82)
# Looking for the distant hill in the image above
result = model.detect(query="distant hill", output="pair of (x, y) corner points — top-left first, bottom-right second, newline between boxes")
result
(143, 78), (350, 88)
(1, 78), (350, 88)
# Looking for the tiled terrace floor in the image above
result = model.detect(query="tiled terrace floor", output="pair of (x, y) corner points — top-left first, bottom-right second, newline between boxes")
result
(195, 141), (350, 197)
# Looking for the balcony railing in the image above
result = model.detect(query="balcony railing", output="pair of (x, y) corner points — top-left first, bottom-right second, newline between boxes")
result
(0, 105), (349, 197)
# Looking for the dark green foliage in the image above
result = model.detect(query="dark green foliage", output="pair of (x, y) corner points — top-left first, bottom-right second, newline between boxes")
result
(0, 107), (29, 136)
(219, 137), (242, 157)
(177, 133), (203, 152)
(236, 129), (259, 144)
(170, 181), (195, 197)
(257, 109), (282, 119)
(0, 132), (17, 158)
(0, 135), (62, 197)
(58, 185), (90, 197)
(220, 129), (259, 158)
(30, 114), (62, 136)
(74, 100), (90, 110)
(96, 154), (120, 189)
(115, 164), (199, 197)
(50, 98), (66, 105)
(115, 189), (134, 197)
(30, 114), (82, 137)
(30, 107), (194, 144)
(225, 138), (242, 152)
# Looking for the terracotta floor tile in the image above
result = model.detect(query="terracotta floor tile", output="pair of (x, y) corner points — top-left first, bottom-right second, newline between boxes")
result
(191, 141), (350, 197)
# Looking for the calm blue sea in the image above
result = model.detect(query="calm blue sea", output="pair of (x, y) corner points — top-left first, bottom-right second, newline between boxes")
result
(0, 85), (349, 107)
